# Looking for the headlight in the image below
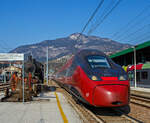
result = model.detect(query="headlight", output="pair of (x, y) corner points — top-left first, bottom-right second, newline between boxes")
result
(91, 76), (98, 80)
(119, 75), (127, 81)
(88, 75), (101, 81)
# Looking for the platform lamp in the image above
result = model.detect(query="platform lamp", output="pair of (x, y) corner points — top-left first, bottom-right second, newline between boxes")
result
(132, 46), (137, 88)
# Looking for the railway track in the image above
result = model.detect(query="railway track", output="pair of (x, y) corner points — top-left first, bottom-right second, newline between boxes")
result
(96, 113), (140, 123)
(131, 94), (150, 108)
(52, 80), (141, 123)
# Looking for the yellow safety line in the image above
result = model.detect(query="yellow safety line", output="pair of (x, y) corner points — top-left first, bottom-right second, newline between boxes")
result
(55, 92), (68, 123)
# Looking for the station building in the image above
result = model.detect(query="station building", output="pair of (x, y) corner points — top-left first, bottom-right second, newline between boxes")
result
(110, 41), (150, 87)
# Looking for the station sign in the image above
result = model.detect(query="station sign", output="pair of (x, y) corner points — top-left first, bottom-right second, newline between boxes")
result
(0, 53), (24, 61)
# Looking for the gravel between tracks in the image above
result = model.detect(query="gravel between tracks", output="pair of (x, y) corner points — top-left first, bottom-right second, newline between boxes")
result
(130, 90), (150, 123)
(129, 102), (150, 123)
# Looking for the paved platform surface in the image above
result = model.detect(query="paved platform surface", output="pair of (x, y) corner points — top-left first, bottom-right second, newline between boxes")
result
(0, 92), (4, 100)
(0, 92), (83, 123)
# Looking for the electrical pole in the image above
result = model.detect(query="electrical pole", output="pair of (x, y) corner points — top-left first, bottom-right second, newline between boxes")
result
(4, 71), (6, 83)
(22, 54), (25, 103)
(22, 59), (25, 103)
(133, 46), (137, 88)
(46, 47), (49, 85)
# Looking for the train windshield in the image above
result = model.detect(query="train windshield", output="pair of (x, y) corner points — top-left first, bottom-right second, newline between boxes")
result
(87, 55), (110, 68)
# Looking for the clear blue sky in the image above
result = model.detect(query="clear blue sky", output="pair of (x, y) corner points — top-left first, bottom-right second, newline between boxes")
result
(0, 0), (150, 52)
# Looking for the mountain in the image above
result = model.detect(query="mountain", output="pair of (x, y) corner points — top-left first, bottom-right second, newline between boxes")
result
(10, 33), (131, 61)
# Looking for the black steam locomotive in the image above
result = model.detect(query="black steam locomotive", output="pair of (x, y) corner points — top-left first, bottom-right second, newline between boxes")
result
(24, 56), (44, 84)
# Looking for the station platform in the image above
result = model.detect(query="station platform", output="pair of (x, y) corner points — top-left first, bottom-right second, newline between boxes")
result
(0, 92), (4, 100)
(0, 92), (83, 123)
(131, 87), (150, 98)
(131, 87), (150, 92)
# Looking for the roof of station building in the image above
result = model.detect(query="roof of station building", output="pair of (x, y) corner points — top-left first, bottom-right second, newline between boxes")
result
(110, 40), (150, 58)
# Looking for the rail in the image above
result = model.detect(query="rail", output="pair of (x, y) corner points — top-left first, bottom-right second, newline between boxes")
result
(131, 94), (150, 108)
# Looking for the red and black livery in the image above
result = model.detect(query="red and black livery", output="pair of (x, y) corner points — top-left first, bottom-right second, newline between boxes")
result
(54, 49), (130, 107)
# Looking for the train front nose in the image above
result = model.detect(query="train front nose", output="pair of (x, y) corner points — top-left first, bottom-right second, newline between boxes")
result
(92, 85), (129, 107)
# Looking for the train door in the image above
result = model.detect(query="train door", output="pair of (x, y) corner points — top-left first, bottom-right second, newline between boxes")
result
(140, 70), (149, 86)
(136, 71), (140, 83)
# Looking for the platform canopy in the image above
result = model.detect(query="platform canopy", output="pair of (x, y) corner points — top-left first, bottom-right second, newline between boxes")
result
(110, 41), (150, 59)
(0, 53), (24, 61)
(110, 40), (150, 66)
(142, 62), (150, 69)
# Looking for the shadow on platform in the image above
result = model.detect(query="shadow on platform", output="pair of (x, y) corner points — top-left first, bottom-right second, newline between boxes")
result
(41, 85), (58, 92)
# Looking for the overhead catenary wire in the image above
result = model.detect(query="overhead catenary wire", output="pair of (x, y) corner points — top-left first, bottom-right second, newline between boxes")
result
(135, 35), (150, 44)
(73, 0), (105, 53)
(125, 29), (150, 44)
(88, 0), (123, 35)
(76, 0), (104, 43)
(114, 20), (150, 45)
(75, 0), (118, 53)
(126, 31), (150, 45)
(0, 40), (13, 52)
(0, 44), (10, 52)
(122, 25), (150, 44)
(0, 49), (5, 52)
(109, 3), (150, 46)
(116, 23), (150, 42)
(114, 15), (150, 41)
(92, 0), (116, 53)
(87, 0), (123, 35)
(0, 46), (13, 52)
(78, 0), (121, 53)
(80, 0), (104, 34)
(111, 4), (150, 40)
(90, 0), (115, 30)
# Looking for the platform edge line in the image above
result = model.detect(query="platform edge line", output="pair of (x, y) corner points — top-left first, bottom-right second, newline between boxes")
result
(55, 92), (68, 123)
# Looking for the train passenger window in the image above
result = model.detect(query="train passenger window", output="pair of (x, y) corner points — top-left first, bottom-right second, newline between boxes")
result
(87, 55), (110, 68)
(141, 71), (148, 80)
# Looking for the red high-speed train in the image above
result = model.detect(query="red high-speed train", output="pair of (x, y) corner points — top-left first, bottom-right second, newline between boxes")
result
(54, 49), (130, 107)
